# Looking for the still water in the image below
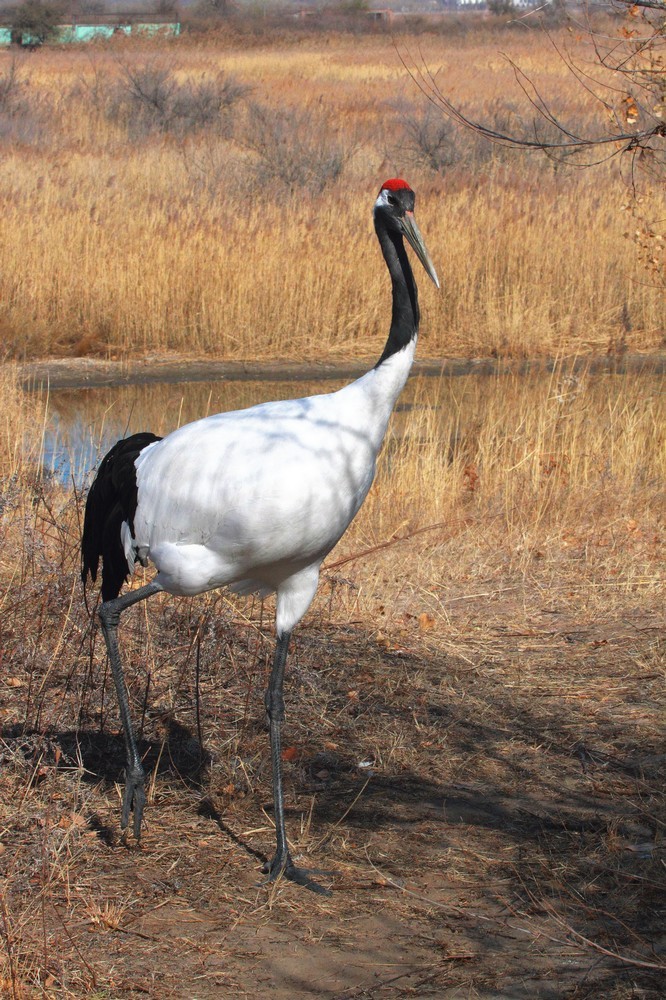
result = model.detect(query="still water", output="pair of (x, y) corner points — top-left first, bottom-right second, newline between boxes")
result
(40, 375), (429, 486)
(37, 365), (663, 488)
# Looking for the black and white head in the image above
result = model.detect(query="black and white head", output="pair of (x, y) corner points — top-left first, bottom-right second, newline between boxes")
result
(374, 179), (440, 289)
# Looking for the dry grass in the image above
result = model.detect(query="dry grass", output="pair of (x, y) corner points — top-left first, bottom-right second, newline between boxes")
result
(0, 19), (664, 999)
(0, 27), (663, 362)
(0, 365), (49, 479)
(1, 360), (663, 997)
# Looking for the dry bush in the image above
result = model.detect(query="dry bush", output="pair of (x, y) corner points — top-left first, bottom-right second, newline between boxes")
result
(0, 58), (25, 115)
(242, 101), (355, 197)
(387, 99), (515, 175)
(388, 99), (461, 175)
(106, 58), (250, 141)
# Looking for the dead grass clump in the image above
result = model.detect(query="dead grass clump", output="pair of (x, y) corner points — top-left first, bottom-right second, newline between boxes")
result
(105, 58), (250, 141)
(242, 102), (355, 197)
(0, 57), (28, 126)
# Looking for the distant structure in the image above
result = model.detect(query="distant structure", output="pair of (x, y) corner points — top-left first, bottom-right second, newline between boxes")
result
(291, 6), (394, 22)
(0, 10), (181, 46)
(454, 0), (544, 6)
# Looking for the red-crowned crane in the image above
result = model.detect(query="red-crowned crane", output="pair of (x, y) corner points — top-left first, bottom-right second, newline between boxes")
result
(81, 179), (439, 893)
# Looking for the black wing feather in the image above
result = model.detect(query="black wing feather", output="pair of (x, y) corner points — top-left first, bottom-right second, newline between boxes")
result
(81, 432), (162, 601)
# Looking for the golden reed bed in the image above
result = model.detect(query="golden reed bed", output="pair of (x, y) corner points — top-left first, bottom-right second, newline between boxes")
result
(0, 24), (663, 362)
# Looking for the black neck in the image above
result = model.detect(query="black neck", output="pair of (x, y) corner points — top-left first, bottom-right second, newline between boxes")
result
(375, 224), (420, 368)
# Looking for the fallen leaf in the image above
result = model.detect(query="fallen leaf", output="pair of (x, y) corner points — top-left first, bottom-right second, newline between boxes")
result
(418, 613), (436, 631)
(621, 95), (639, 125)
(59, 812), (87, 830)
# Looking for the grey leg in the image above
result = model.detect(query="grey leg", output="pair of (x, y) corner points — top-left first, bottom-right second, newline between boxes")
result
(98, 580), (163, 839)
(263, 631), (332, 895)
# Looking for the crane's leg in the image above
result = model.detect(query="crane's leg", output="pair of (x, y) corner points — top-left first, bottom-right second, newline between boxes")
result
(263, 630), (331, 895)
(97, 580), (164, 840)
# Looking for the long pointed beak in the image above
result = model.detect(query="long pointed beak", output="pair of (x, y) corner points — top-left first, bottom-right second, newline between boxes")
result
(401, 212), (440, 290)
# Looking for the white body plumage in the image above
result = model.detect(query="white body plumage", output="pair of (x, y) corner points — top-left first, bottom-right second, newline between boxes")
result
(128, 343), (416, 634)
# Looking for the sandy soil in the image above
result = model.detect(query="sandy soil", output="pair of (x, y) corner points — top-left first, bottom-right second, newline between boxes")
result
(1, 587), (663, 999)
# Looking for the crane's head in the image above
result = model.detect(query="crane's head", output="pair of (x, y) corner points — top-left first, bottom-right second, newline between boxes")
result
(374, 179), (439, 289)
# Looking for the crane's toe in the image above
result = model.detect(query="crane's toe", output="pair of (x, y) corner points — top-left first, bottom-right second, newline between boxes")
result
(261, 854), (333, 896)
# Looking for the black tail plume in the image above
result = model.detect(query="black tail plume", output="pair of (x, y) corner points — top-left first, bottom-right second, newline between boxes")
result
(81, 432), (162, 602)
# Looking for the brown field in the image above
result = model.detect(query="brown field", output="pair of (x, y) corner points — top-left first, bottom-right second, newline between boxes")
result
(1, 355), (664, 997)
(0, 20), (663, 362)
(0, 16), (665, 1000)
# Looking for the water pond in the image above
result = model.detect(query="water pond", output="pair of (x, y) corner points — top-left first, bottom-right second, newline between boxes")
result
(33, 362), (663, 487)
(39, 374), (425, 485)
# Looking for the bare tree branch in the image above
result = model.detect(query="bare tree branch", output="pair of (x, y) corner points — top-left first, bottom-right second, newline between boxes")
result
(396, 3), (666, 173)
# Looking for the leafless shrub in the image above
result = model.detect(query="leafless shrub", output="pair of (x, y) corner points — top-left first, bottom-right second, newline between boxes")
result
(0, 58), (25, 114)
(108, 59), (250, 140)
(0, 58), (30, 139)
(67, 55), (103, 118)
(390, 101), (459, 174)
(0, 57), (52, 148)
(242, 103), (354, 196)
(388, 99), (509, 176)
(173, 75), (248, 135)
(118, 61), (174, 128)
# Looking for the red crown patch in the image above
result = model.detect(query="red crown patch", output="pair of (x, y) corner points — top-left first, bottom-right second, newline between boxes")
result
(380, 178), (412, 192)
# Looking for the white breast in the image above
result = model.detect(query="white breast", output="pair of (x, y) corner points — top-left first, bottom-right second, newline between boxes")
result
(132, 391), (376, 595)
(129, 343), (416, 598)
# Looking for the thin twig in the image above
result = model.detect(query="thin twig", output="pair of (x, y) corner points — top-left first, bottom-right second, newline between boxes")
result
(525, 889), (666, 972)
(325, 517), (471, 571)
(312, 777), (371, 850)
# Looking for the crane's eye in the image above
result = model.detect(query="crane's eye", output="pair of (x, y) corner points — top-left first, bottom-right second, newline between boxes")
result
(386, 193), (397, 206)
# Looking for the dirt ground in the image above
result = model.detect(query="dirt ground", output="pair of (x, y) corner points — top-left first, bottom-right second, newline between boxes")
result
(1, 580), (663, 999)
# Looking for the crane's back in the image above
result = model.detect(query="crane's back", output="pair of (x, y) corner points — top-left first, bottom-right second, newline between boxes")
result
(132, 390), (380, 596)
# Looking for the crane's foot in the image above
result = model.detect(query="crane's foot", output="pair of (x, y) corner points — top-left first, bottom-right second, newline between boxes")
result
(120, 764), (146, 841)
(260, 852), (333, 896)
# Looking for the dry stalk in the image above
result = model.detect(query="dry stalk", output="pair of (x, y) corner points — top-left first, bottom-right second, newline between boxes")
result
(524, 889), (666, 973)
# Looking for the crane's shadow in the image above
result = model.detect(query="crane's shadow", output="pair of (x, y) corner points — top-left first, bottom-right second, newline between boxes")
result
(2, 718), (210, 798)
(2, 693), (651, 859)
